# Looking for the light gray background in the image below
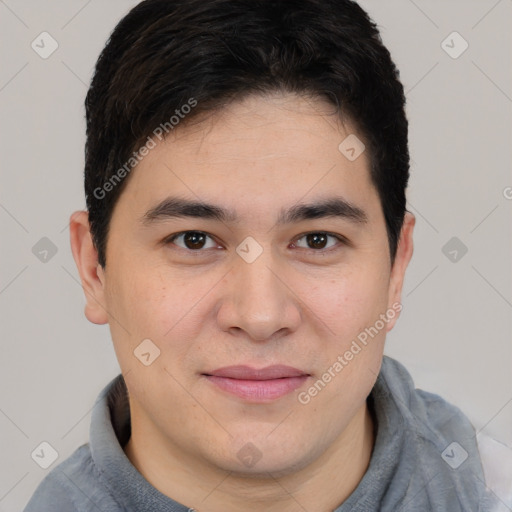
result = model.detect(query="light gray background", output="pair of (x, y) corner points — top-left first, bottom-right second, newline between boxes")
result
(1, 1), (511, 510)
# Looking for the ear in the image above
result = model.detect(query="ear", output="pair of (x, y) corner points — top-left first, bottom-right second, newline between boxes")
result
(386, 211), (415, 331)
(69, 210), (109, 325)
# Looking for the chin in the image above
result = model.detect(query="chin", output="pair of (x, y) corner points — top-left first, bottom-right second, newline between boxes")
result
(225, 460), (307, 479)
(209, 443), (315, 478)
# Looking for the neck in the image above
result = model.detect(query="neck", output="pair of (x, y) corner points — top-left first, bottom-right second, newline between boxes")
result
(124, 401), (375, 512)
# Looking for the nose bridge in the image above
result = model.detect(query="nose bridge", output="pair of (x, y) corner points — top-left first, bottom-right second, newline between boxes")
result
(219, 241), (300, 340)
(235, 242), (283, 310)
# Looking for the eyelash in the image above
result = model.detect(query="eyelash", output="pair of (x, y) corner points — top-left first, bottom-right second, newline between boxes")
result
(163, 231), (348, 254)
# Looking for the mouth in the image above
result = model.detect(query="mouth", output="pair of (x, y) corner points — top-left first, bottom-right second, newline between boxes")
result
(202, 365), (310, 402)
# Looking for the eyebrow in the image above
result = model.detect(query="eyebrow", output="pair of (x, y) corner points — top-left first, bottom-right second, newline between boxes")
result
(141, 196), (368, 226)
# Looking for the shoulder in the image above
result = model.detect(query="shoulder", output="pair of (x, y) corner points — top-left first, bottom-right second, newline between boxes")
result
(380, 357), (479, 436)
(23, 444), (120, 512)
(379, 358), (512, 509)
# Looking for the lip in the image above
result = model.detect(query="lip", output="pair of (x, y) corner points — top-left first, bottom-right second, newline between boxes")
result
(203, 365), (310, 401)
(206, 364), (308, 380)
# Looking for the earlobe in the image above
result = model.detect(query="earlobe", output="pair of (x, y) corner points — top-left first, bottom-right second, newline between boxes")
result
(69, 210), (109, 325)
(386, 212), (415, 331)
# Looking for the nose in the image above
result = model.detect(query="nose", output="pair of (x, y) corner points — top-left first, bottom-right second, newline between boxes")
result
(216, 247), (302, 342)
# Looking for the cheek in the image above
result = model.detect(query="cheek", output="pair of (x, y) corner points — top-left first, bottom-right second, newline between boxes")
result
(301, 265), (390, 340)
(102, 261), (168, 348)
(111, 265), (217, 357)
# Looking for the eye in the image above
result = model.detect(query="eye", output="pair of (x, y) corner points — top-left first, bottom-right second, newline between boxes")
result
(164, 231), (219, 251)
(163, 230), (347, 254)
(292, 232), (346, 251)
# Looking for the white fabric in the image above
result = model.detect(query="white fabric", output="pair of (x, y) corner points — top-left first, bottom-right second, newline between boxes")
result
(477, 432), (512, 511)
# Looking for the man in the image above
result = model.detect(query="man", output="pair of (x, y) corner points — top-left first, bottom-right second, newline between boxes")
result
(24, 0), (508, 510)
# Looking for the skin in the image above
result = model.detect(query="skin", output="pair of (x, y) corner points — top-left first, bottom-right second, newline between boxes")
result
(70, 92), (415, 512)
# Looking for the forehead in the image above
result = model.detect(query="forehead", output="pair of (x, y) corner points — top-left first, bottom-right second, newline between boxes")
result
(117, 93), (380, 222)
(168, 93), (359, 160)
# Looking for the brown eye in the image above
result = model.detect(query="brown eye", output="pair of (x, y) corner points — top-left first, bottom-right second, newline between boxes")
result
(293, 232), (344, 251)
(166, 231), (217, 250)
(307, 233), (328, 249)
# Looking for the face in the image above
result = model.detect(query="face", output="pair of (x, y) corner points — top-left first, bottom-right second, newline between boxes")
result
(71, 92), (414, 477)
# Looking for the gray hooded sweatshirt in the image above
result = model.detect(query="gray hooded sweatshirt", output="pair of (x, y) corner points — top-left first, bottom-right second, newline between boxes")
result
(24, 356), (502, 511)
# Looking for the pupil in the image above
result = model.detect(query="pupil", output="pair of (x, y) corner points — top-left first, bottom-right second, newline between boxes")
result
(308, 233), (327, 249)
(185, 232), (205, 249)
